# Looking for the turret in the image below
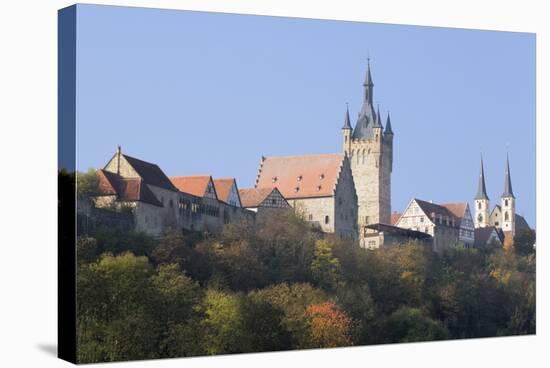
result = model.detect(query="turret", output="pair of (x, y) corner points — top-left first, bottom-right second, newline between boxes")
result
(384, 112), (394, 172)
(342, 104), (352, 155)
(501, 153), (516, 235)
(474, 154), (490, 228)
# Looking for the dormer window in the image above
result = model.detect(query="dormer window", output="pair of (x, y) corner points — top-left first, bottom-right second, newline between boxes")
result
(272, 176), (277, 183)
(316, 185), (322, 191)
(295, 186), (300, 192)
(297, 175), (303, 182)
(320, 174), (325, 180)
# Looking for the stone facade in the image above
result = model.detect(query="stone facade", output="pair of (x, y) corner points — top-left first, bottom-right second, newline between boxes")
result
(254, 154), (358, 241)
(342, 61), (393, 247)
(93, 149), (255, 237)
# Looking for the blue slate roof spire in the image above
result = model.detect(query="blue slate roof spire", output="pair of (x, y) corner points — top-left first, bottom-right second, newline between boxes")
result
(342, 103), (352, 130)
(384, 111), (394, 135)
(363, 57), (374, 105)
(352, 57), (378, 140)
(475, 154), (489, 200)
(502, 153), (515, 198)
(374, 105), (382, 128)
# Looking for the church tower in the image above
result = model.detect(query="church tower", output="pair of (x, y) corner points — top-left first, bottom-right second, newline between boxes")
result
(501, 153), (516, 235)
(343, 59), (393, 246)
(474, 155), (490, 228)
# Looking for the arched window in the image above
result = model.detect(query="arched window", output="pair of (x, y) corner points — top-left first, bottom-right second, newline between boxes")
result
(362, 149), (366, 164)
(478, 214), (483, 223)
(505, 199), (509, 206)
(478, 202), (481, 210)
(325, 215), (330, 224)
(505, 211), (509, 221)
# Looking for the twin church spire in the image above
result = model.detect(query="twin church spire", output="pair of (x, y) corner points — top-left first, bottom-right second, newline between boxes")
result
(474, 153), (517, 233)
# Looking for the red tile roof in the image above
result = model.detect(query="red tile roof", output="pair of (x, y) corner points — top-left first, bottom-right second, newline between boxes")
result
(391, 212), (402, 225)
(441, 203), (468, 219)
(213, 178), (238, 204)
(239, 187), (278, 208)
(170, 175), (214, 198)
(414, 199), (459, 227)
(255, 154), (345, 199)
(96, 169), (162, 207)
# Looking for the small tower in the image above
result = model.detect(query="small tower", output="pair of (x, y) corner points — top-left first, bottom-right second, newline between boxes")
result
(501, 153), (516, 235)
(342, 104), (352, 155)
(384, 112), (394, 172)
(372, 105), (383, 142)
(474, 155), (490, 228)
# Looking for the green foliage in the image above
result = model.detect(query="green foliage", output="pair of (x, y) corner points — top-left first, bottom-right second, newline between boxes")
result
(514, 229), (536, 256)
(77, 168), (100, 199)
(249, 283), (328, 348)
(201, 289), (247, 355)
(383, 307), (449, 343)
(311, 239), (344, 291)
(75, 211), (536, 362)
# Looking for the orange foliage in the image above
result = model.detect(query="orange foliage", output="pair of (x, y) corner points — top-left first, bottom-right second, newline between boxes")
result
(305, 302), (352, 348)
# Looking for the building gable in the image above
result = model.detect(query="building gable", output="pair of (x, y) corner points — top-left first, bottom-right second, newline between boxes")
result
(214, 178), (242, 207)
(170, 175), (218, 200)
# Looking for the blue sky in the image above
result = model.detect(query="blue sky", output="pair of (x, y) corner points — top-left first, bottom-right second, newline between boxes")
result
(75, 4), (536, 226)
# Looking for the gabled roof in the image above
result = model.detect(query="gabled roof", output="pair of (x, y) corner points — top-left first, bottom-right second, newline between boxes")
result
(474, 226), (503, 248)
(515, 214), (531, 231)
(170, 175), (217, 199)
(391, 212), (402, 226)
(213, 178), (240, 205)
(414, 199), (459, 227)
(441, 203), (468, 219)
(121, 154), (177, 191)
(96, 169), (163, 207)
(255, 154), (346, 199)
(239, 187), (286, 208)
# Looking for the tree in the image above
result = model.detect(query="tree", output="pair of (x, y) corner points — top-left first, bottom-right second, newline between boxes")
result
(77, 252), (158, 363)
(514, 229), (536, 256)
(249, 283), (327, 348)
(383, 307), (448, 343)
(311, 239), (344, 291)
(201, 289), (247, 355)
(151, 264), (204, 357)
(77, 168), (100, 199)
(305, 302), (352, 348)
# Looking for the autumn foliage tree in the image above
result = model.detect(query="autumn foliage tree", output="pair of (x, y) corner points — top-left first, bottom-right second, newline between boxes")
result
(305, 302), (352, 348)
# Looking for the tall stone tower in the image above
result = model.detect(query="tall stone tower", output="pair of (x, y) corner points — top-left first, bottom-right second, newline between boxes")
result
(343, 60), (393, 245)
(474, 155), (490, 228)
(501, 153), (516, 235)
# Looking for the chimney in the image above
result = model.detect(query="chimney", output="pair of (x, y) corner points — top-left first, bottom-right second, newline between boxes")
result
(117, 145), (121, 175)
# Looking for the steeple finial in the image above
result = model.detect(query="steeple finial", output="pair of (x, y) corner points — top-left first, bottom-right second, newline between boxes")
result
(475, 154), (489, 200)
(502, 152), (515, 198)
(384, 111), (394, 135)
(342, 103), (352, 130)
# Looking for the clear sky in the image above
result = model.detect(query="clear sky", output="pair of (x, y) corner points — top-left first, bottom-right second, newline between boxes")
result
(75, 4), (536, 227)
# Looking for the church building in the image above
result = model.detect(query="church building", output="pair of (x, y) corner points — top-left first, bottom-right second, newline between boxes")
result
(473, 154), (531, 247)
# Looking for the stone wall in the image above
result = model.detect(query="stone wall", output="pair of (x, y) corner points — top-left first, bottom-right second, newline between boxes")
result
(290, 196), (335, 233)
(349, 133), (392, 245)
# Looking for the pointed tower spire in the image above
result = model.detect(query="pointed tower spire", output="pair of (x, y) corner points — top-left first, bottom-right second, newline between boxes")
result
(373, 104), (382, 127)
(363, 57), (374, 105)
(384, 111), (394, 135)
(475, 154), (489, 200)
(502, 153), (515, 198)
(342, 103), (352, 130)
